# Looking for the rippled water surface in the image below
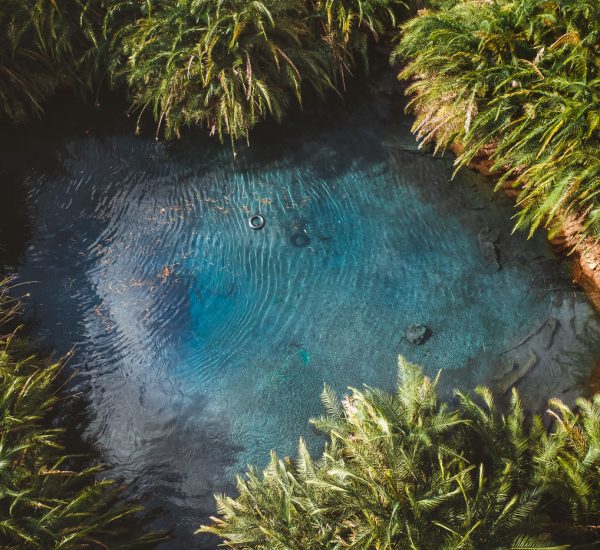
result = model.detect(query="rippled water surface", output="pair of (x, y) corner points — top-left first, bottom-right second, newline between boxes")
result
(2, 86), (600, 547)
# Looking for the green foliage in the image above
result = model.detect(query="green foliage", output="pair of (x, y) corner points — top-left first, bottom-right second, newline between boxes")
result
(395, 0), (600, 240)
(107, 0), (404, 146)
(313, 0), (405, 84)
(200, 356), (600, 548)
(0, 279), (163, 548)
(107, 0), (337, 145)
(0, 0), (104, 123)
(0, 0), (404, 142)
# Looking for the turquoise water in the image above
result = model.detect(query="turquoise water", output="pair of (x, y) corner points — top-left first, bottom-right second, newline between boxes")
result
(2, 86), (600, 547)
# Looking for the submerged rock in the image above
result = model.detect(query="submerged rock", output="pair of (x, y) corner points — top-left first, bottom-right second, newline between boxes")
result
(290, 232), (311, 248)
(493, 357), (518, 383)
(479, 240), (500, 269)
(479, 227), (500, 243)
(477, 228), (501, 270)
(494, 350), (537, 394)
(405, 324), (431, 345)
(500, 317), (560, 355)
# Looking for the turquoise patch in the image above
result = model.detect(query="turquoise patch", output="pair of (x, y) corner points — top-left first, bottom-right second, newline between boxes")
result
(298, 348), (311, 366)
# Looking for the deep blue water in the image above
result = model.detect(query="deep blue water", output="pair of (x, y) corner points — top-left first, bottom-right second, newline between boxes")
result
(2, 86), (600, 547)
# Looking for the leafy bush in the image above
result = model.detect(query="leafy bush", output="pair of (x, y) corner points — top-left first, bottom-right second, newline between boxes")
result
(107, 0), (339, 145)
(313, 0), (404, 84)
(395, 0), (600, 239)
(107, 0), (404, 145)
(200, 356), (600, 548)
(0, 279), (162, 548)
(0, 0), (103, 123)
(0, 0), (404, 142)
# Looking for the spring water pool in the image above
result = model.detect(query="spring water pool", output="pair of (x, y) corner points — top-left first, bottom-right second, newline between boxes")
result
(2, 84), (600, 547)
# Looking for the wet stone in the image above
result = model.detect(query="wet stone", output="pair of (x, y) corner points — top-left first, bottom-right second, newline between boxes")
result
(405, 324), (432, 345)
(540, 318), (559, 349)
(494, 351), (538, 394)
(478, 227), (500, 243)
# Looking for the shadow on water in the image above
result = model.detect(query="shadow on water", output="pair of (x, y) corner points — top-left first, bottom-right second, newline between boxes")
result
(0, 161), (32, 267)
(1, 66), (600, 549)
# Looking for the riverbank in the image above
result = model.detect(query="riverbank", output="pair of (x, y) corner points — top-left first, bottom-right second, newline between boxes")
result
(448, 141), (600, 315)
(444, 142), (600, 397)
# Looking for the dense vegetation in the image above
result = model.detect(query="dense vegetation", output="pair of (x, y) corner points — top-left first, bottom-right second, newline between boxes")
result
(0, 0), (103, 123)
(201, 357), (600, 548)
(0, 279), (162, 548)
(0, 0), (404, 146)
(396, 0), (600, 240)
(109, 0), (406, 145)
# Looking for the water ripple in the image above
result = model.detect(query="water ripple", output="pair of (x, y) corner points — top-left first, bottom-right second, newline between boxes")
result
(7, 112), (600, 549)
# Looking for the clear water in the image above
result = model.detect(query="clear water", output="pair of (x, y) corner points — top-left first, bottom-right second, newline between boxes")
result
(2, 85), (600, 547)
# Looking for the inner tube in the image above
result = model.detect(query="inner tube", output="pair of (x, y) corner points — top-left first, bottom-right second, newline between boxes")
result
(249, 214), (265, 230)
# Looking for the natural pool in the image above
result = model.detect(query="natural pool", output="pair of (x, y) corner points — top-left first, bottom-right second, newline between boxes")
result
(2, 83), (600, 547)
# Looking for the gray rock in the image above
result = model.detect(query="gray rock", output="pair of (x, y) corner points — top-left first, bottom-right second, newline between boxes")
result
(493, 357), (518, 382)
(477, 229), (501, 270)
(405, 324), (431, 345)
(478, 227), (500, 243)
(479, 240), (500, 269)
(500, 317), (560, 355)
(290, 232), (311, 248)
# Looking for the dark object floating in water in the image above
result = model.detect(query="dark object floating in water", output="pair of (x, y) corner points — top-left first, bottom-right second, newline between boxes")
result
(249, 214), (265, 230)
(405, 324), (432, 345)
(290, 233), (311, 248)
